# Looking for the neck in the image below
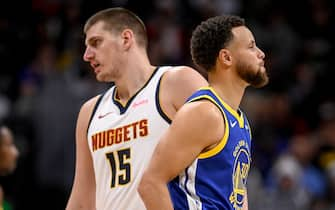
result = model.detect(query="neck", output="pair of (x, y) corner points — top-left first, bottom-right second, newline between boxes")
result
(114, 51), (155, 103)
(208, 71), (247, 110)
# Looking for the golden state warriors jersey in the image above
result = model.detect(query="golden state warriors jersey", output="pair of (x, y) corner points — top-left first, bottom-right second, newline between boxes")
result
(168, 87), (252, 210)
(87, 67), (172, 210)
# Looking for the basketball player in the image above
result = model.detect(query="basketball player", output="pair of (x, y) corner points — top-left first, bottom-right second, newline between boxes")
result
(65, 7), (208, 210)
(139, 15), (269, 210)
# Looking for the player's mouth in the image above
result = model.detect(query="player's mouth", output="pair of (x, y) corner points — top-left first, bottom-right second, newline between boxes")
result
(91, 63), (101, 73)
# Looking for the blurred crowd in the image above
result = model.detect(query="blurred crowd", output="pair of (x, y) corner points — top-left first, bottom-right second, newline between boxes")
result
(0, 0), (334, 209)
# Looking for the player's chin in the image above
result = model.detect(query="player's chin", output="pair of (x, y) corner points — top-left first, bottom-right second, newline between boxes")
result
(98, 77), (113, 83)
(250, 70), (269, 88)
(96, 74), (106, 82)
(96, 76), (103, 82)
(259, 65), (266, 73)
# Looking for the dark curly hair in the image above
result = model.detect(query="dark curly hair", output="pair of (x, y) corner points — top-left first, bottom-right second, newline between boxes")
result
(190, 15), (245, 72)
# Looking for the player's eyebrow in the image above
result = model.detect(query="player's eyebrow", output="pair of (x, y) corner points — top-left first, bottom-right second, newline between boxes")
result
(85, 36), (99, 46)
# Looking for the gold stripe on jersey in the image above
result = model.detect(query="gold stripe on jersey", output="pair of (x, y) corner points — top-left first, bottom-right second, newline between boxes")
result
(187, 95), (230, 159)
(206, 87), (245, 128)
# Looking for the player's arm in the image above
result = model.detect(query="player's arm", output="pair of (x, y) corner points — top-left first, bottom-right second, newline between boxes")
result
(66, 96), (99, 210)
(138, 100), (225, 210)
(160, 66), (208, 118)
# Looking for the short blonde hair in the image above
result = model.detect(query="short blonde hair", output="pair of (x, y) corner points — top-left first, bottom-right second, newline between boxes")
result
(84, 7), (148, 48)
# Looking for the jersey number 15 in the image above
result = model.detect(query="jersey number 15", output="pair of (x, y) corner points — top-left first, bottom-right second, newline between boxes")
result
(105, 148), (131, 188)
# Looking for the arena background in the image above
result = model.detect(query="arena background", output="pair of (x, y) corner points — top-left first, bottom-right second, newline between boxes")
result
(0, 0), (334, 209)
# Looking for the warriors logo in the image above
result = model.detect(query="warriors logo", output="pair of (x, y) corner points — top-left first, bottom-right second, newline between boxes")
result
(229, 140), (250, 209)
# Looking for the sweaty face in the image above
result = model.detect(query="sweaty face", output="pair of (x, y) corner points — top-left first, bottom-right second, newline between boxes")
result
(230, 26), (269, 88)
(0, 127), (19, 176)
(83, 21), (123, 82)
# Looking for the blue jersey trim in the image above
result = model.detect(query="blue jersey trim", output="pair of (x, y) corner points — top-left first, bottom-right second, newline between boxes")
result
(155, 75), (172, 124)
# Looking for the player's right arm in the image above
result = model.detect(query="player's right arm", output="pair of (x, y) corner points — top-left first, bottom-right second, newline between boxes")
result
(66, 96), (100, 210)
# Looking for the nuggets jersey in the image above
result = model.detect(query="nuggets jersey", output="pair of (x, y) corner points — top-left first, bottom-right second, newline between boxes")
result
(168, 87), (252, 210)
(87, 67), (171, 210)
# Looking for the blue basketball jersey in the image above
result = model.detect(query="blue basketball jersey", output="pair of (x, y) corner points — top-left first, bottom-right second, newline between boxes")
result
(168, 87), (252, 210)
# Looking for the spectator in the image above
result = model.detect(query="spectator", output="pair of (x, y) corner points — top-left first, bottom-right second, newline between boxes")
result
(0, 125), (19, 210)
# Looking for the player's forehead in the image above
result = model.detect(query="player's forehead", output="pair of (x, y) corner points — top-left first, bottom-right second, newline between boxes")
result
(85, 21), (109, 44)
(231, 26), (255, 44)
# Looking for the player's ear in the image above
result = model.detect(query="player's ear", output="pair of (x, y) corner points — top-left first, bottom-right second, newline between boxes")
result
(218, 49), (232, 66)
(121, 29), (134, 50)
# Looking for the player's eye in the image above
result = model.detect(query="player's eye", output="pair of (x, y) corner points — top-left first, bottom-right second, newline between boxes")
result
(90, 39), (101, 48)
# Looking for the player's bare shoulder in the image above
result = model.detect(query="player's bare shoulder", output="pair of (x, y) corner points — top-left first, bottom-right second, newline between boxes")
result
(181, 100), (224, 143)
(80, 95), (101, 115)
(163, 66), (207, 87)
(76, 95), (102, 130)
(158, 66), (207, 119)
(160, 66), (208, 112)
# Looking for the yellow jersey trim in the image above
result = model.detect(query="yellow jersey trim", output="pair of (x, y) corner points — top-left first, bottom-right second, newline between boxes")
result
(187, 95), (230, 159)
(205, 87), (245, 128)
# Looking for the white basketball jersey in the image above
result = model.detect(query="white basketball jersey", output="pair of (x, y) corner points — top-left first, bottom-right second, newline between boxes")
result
(87, 67), (172, 210)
